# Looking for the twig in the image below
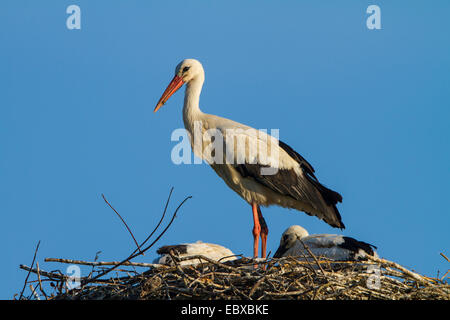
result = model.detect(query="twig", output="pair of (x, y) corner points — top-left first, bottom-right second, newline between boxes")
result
(176, 254), (241, 273)
(29, 284), (40, 300)
(88, 251), (102, 279)
(36, 262), (48, 300)
(299, 239), (327, 275)
(249, 275), (267, 298)
(81, 193), (191, 286)
(19, 240), (40, 300)
(20, 265), (72, 281)
(129, 187), (174, 257)
(45, 258), (163, 268)
(102, 193), (143, 255)
(366, 255), (433, 286)
(19, 264), (134, 285)
(440, 270), (449, 281)
(135, 195), (192, 257)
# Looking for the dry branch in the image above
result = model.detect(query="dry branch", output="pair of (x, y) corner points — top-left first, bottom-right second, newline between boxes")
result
(102, 193), (143, 255)
(44, 258), (162, 268)
(19, 240), (40, 300)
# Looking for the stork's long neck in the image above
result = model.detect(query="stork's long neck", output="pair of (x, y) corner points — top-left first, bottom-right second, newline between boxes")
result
(182, 76), (205, 133)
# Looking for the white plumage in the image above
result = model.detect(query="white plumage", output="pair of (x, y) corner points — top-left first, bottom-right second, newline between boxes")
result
(154, 241), (236, 266)
(273, 225), (378, 261)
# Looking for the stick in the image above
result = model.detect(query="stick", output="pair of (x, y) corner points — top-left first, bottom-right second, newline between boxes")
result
(81, 193), (191, 286)
(20, 264), (71, 281)
(366, 255), (433, 285)
(299, 239), (327, 275)
(36, 262), (48, 300)
(19, 240), (40, 300)
(129, 187), (174, 257)
(29, 284), (40, 300)
(176, 254), (241, 273)
(19, 264), (134, 285)
(45, 258), (162, 268)
(102, 194), (143, 255)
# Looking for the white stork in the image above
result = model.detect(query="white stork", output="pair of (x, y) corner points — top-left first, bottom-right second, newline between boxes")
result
(273, 225), (377, 261)
(154, 241), (236, 266)
(154, 59), (344, 260)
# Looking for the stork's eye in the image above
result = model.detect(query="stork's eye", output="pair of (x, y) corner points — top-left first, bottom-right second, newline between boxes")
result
(183, 66), (191, 73)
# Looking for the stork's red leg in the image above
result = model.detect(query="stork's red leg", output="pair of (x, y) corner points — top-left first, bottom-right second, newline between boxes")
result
(251, 203), (261, 259)
(257, 205), (268, 259)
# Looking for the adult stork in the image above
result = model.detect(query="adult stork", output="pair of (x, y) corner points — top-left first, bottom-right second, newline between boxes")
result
(273, 225), (377, 261)
(154, 59), (344, 259)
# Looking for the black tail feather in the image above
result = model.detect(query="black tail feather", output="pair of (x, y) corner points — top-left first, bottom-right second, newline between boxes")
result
(305, 173), (344, 229)
(314, 181), (343, 206)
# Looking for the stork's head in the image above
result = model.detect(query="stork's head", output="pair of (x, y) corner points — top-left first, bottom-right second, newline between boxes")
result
(175, 59), (204, 83)
(273, 225), (309, 258)
(154, 59), (204, 112)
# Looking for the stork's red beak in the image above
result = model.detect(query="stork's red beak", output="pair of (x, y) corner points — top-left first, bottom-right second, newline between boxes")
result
(154, 75), (184, 112)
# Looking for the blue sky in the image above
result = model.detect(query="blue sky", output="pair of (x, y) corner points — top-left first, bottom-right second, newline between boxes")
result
(1, 1), (449, 299)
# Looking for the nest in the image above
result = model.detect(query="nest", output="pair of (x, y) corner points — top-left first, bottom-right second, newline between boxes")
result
(18, 254), (449, 300)
(15, 191), (450, 300)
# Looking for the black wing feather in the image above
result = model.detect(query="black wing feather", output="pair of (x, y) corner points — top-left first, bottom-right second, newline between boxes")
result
(340, 237), (377, 259)
(157, 245), (188, 255)
(233, 139), (344, 229)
